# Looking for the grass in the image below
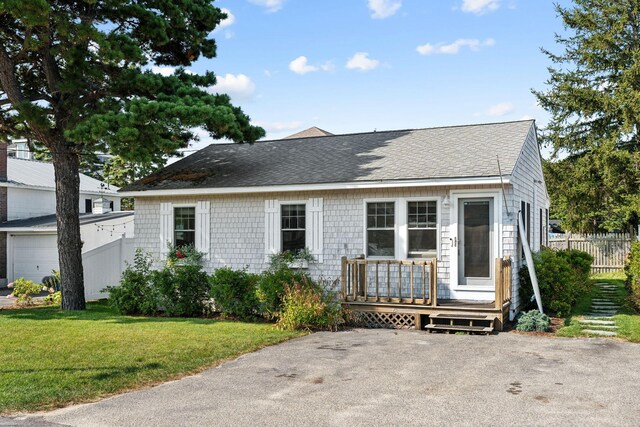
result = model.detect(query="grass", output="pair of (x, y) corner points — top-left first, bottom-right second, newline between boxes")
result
(0, 302), (304, 414)
(556, 272), (640, 342)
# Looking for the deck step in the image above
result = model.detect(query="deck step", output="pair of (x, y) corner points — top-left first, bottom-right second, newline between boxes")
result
(429, 313), (495, 321)
(425, 324), (493, 334)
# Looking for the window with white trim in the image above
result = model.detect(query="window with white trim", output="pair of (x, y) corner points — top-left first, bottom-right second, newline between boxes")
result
(174, 207), (195, 247)
(407, 200), (437, 258)
(366, 202), (395, 257)
(281, 204), (306, 253)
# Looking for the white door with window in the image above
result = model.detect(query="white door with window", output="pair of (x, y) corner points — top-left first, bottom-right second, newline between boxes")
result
(449, 193), (500, 300)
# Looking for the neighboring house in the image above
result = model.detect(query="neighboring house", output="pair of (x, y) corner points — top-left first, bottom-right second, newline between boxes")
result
(0, 144), (133, 292)
(284, 126), (334, 139)
(121, 120), (549, 331)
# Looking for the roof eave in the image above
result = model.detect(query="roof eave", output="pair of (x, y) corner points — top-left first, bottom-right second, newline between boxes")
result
(120, 176), (512, 198)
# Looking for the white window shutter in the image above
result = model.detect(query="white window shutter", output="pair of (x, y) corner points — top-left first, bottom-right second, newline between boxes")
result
(307, 198), (324, 263)
(264, 200), (280, 262)
(159, 202), (173, 256)
(195, 201), (211, 256)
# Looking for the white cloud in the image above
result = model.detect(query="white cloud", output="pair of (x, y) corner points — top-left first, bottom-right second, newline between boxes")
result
(151, 66), (176, 76)
(416, 38), (495, 55)
(461, 0), (500, 15)
(289, 56), (319, 75)
(368, 0), (402, 19)
(486, 102), (514, 116)
(519, 115), (534, 121)
(254, 120), (303, 132)
(248, 0), (284, 13)
(218, 8), (235, 29)
(345, 52), (380, 71)
(321, 61), (335, 72)
(211, 73), (256, 101)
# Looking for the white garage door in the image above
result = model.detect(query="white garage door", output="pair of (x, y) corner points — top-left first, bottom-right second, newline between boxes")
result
(11, 234), (59, 284)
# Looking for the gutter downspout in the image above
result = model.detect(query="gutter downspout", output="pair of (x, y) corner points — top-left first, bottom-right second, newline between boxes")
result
(518, 211), (543, 313)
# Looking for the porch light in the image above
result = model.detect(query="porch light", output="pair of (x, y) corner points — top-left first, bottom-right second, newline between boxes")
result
(442, 195), (450, 208)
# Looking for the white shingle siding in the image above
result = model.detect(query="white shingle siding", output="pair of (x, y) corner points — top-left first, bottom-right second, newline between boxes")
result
(132, 122), (548, 317)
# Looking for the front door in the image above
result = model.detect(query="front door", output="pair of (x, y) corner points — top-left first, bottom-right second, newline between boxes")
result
(457, 198), (494, 287)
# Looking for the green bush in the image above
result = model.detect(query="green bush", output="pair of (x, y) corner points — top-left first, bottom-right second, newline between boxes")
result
(624, 241), (640, 312)
(256, 266), (310, 318)
(10, 278), (43, 305)
(516, 310), (550, 332)
(153, 265), (210, 317)
(209, 267), (260, 320)
(107, 249), (158, 315)
(519, 247), (593, 317)
(276, 278), (347, 331)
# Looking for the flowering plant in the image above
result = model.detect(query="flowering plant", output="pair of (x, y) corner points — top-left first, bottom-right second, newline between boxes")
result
(166, 243), (204, 267)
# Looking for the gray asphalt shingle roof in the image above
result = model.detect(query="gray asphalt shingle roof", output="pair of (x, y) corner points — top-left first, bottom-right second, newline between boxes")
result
(0, 211), (134, 230)
(121, 120), (534, 192)
(6, 158), (119, 194)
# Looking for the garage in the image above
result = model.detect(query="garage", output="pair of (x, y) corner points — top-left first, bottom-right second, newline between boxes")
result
(9, 233), (58, 284)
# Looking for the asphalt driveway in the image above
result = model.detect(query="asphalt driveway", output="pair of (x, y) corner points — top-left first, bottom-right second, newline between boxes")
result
(7, 329), (640, 427)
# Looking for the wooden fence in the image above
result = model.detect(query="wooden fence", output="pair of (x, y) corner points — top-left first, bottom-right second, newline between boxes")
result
(548, 233), (633, 273)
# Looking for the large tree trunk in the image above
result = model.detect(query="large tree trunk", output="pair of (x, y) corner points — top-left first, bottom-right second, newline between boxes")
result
(52, 147), (86, 310)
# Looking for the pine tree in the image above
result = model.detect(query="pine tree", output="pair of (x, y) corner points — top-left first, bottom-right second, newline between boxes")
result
(0, 1), (264, 309)
(533, 0), (640, 233)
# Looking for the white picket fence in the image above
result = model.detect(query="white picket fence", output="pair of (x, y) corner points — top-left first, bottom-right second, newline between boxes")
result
(548, 232), (633, 273)
(82, 235), (135, 300)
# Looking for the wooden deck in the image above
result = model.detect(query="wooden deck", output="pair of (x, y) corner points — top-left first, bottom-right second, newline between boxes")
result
(340, 256), (512, 332)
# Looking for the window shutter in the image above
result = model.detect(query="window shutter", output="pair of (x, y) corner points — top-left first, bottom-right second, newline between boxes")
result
(159, 202), (173, 256)
(195, 201), (211, 256)
(264, 200), (280, 262)
(307, 197), (324, 263)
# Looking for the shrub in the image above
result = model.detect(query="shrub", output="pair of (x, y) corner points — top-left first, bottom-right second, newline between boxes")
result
(256, 266), (310, 318)
(106, 249), (158, 315)
(624, 241), (640, 312)
(41, 270), (61, 293)
(153, 265), (210, 317)
(44, 291), (62, 305)
(516, 310), (550, 332)
(519, 248), (593, 317)
(276, 278), (347, 331)
(209, 267), (260, 320)
(10, 278), (43, 305)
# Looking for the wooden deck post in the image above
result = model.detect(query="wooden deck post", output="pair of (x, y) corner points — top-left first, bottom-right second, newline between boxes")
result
(495, 258), (503, 309)
(340, 256), (347, 300)
(430, 258), (438, 307)
(356, 254), (366, 298)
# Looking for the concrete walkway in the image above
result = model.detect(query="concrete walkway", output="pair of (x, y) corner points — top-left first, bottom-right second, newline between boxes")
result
(7, 329), (640, 427)
(580, 283), (622, 337)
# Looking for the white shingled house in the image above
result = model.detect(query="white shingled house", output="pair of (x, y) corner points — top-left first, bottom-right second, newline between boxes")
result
(121, 120), (549, 332)
(0, 150), (133, 298)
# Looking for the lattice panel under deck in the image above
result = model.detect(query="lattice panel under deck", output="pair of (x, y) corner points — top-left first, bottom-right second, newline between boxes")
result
(351, 312), (415, 330)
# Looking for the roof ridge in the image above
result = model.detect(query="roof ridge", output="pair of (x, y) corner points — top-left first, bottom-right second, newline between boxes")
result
(257, 119), (535, 143)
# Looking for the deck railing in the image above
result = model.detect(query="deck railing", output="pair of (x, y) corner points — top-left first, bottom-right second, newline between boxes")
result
(340, 256), (438, 306)
(340, 255), (513, 309)
(495, 256), (512, 309)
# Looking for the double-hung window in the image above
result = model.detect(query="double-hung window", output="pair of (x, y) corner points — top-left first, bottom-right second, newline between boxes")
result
(174, 207), (195, 247)
(366, 202), (395, 257)
(407, 201), (437, 258)
(281, 204), (306, 253)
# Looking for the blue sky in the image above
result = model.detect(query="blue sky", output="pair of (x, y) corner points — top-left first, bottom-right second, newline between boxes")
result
(155, 0), (571, 150)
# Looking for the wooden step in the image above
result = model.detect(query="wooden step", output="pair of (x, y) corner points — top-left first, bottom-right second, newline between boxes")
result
(425, 324), (493, 334)
(429, 313), (495, 321)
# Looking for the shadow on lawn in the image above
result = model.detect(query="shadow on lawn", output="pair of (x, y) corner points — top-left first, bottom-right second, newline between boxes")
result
(0, 362), (163, 380)
(0, 302), (221, 325)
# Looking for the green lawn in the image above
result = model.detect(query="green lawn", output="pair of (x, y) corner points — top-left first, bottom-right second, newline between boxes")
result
(556, 273), (640, 343)
(0, 302), (303, 414)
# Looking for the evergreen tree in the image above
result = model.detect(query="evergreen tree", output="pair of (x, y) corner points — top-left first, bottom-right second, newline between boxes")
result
(0, 0), (264, 309)
(533, 0), (640, 233)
